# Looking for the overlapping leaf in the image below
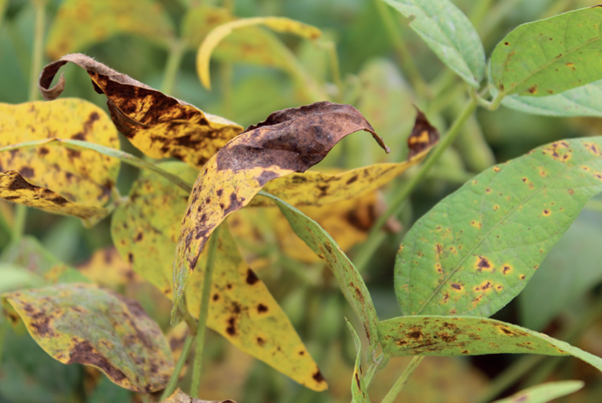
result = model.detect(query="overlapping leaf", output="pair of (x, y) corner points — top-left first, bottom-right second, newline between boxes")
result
(490, 6), (602, 97)
(77, 247), (142, 289)
(38, 54), (243, 169)
(492, 381), (584, 403)
(45, 0), (175, 59)
(1, 283), (173, 392)
(396, 138), (602, 317)
(345, 319), (370, 403)
(378, 316), (602, 373)
(111, 162), (327, 391)
(161, 389), (235, 403)
(0, 99), (119, 225)
(382, 0), (485, 87)
(174, 101), (389, 312)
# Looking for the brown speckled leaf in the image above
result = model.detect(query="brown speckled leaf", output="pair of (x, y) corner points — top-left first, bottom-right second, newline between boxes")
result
(38, 54), (243, 168)
(161, 389), (235, 403)
(173, 101), (389, 315)
(1, 283), (174, 393)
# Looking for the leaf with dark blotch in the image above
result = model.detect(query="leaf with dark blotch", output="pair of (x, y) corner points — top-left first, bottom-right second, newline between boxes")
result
(38, 53), (243, 169)
(161, 389), (236, 403)
(251, 108), (438, 207)
(492, 381), (584, 403)
(1, 283), (174, 393)
(173, 101), (389, 313)
(378, 316), (602, 374)
(0, 171), (108, 227)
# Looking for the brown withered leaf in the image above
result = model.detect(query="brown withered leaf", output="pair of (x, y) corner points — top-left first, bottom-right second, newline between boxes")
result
(407, 108), (439, 159)
(173, 101), (389, 315)
(38, 53), (243, 168)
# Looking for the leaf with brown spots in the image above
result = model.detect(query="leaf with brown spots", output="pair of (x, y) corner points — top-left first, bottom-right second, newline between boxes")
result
(345, 319), (370, 403)
(251, 108), (438, 207)
(1, 283), (174, 392)
(161, 388), (235, 403)
(0, 100), (119, 225)
(492, 381), (584, 403)
(38, 54), (243, 169)
(260, 192), (379, 346)
(378, 316), (602, 374)
(77, 247), (142, 289)
(45, 0), (175, 60)
(491, 6), (602, 97)
(111, 162), (327, 391)
(396, 138), (602, 317)
(173, 101), (389, 315)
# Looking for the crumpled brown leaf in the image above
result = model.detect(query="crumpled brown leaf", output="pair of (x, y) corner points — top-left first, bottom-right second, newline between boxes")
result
(172, 101), (389, 316)
(38, 53), (243, 168)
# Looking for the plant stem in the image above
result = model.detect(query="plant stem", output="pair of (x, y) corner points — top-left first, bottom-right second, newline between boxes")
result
(161, 40), (185, 95)
(28, 0), (46, 102)
(323, 41), (342, 101)
(354, 97), (478, 272)
(478, 0), (522, 41)
(380, 356), (424, 403)
(160, 334), (195, 401)
(190, 225), (221, 398)
(278, 40), (330, 102)
(140, 394), (152, 403)
(12, 203), (27, 243)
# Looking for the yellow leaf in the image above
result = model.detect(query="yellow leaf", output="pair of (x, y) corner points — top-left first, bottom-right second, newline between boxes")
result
(45, 0), (176, 59)
(77, 247), (142, 289)
(39, 54), (243, 169)
(197, 16), (322, 89)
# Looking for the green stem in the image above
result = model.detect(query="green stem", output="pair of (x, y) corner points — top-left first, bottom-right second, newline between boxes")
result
(160, 334), (195, 401)
(478, 0), (521, 41)
(161, 40), (185, 95)
(354, 97), (478, 272)
(279, 40), (330, 102)
(12, 203), (27, 243)
(190, 225), (221, 398)
(373, 0), (429, 99)
(28, 0), (46, 102)
(380, 356), (424, 403)
(469, 0), (494, 27)
(179, 300), (199, 336)
(324, 41), (343, 101)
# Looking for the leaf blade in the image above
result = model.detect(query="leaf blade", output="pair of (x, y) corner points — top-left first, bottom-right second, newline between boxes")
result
(492, 381), (584, 403)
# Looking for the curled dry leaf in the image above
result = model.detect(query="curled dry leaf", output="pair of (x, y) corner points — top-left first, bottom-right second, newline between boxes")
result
(251, 108), (439, 207)
(1, 283), (174, 393)
(38, 53), (243, 168)
(162, 389), (235, 403)
(174, 101), (389, 312)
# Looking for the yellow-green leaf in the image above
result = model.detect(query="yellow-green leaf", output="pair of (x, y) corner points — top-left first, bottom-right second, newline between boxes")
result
(345, 319), (370, 403)
(1, 283), (174, 393)
(161, 389), (235, 403)
(196, 16), (322, 89)
(111, 162), (327, 391)
(45, 0), (176, 60)
(39, 54), (243, 169)
(492, 381), (584, 403)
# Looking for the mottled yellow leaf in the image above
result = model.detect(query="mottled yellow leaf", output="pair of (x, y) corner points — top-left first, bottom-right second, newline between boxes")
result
(197, 16), (322, 89)
(77, 247), (142, 289)
(45, 0), (175, 60)
(111, 162), (327, 391)
(39, 54), (243, 169)
(2, 283), (173, 393)
(162, 389), (235, 403)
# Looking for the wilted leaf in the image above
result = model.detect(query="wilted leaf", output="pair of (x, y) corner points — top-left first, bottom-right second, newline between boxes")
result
(0, 171), (108, 226)
(174, 101), (389, 311)
(262, 192), (379, 346)
(396, 138), (602, 317)
(161, 389), (235, 403)
(45, 0), (175, 60)
(196, 16), (322, 89)
(345, 319), (370, 403)
(77, 247), (142, 289)
(112, 162), (327, 391)
(490, 6), (602, 97)
(251, 107), (438, 207)
(492, 381), (584, 403)
(378, 316), (602, 372)
(0, 99), (119, 223)
(38, 54), (243, 169)
(382, 0), (485, 87)
(2, 283), (173, 392)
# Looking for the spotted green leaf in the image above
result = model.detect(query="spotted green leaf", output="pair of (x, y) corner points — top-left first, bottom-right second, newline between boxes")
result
(381, 0), (485, 87)
(345, 319), (370, 403)
(396, 138), (602, 317)
(1, 283), (174, 393)
(490, 6), (602, 97)
(261, 192), (379, 346)
(378, 316), (602, 373)
(492, 381), (584, 403)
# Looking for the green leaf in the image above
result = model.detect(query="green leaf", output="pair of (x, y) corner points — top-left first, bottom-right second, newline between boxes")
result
(490, 6), (602, 97)
(395, 138), (602, 317)
(378, 316), (602, 372)
(345, 319), (370, 403)
(261, 192), (379, 347)
(492, 381), (584, 403)
(1, 283), (174, 393)
(0, 264), (44, 293)
(381, 0), (485, 87)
